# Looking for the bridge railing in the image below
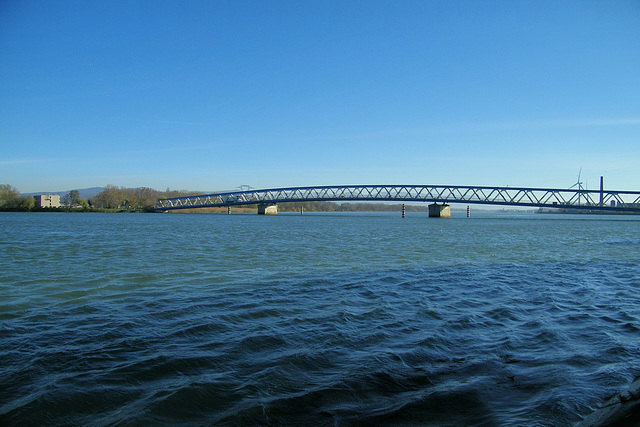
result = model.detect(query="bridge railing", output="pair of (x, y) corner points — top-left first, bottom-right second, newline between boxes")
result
(154, 185), (640, 212)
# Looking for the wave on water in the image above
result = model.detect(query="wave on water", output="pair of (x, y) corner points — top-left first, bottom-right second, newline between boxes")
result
(2, 260), (639, 426)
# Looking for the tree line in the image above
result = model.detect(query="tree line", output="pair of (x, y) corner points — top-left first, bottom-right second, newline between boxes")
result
(0, 184), (36, 210)
(0, 184), (200, 212)
(90, 185), (200, 210)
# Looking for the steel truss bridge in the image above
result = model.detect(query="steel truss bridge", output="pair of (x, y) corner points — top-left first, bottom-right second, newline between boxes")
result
(155, 185), (640, 213)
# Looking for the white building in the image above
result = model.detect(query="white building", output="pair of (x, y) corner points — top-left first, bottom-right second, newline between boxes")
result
(35, 194), (61, 208)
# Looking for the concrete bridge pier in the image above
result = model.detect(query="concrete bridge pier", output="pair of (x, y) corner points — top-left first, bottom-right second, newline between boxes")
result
(428, 203), (451, 218)
(258, 203), (278, 215)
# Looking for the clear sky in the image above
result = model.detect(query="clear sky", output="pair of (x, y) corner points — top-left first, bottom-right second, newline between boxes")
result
(1, 0), (639, 194)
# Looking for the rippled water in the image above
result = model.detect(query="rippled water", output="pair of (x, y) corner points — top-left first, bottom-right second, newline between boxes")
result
(1, 211), (639, 425)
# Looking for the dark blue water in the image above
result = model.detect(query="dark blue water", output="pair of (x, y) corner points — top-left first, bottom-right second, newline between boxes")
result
(1, 211), (639, 425)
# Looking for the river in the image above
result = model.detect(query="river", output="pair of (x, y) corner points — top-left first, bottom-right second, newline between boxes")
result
(1, 211), (639, 425)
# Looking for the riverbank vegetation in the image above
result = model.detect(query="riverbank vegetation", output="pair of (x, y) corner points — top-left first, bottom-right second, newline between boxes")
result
(1, 184), (200, 212)
(0, 185), (36, 210)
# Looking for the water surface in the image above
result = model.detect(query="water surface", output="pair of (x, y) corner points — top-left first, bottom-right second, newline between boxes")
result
(1, 211), (639, 425)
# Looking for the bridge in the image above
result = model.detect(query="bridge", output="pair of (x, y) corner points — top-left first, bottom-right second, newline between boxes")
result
(154, 184), (640, 215)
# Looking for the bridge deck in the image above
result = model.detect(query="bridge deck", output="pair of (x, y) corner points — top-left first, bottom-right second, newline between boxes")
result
(154, 185), (640, 212)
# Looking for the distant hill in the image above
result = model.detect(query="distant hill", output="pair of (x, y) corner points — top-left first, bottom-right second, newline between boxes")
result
(21, 187), (105, 200)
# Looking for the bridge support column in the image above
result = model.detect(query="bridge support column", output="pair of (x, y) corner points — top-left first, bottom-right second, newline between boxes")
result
(258, 203), (278, 215)
(428, 203), (451, 218)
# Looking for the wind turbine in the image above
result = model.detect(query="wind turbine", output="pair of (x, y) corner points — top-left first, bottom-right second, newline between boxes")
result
(569, 168), (584, 205)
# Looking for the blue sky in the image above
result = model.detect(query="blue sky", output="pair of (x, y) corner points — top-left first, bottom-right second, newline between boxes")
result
(1, 0), (639, 193)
